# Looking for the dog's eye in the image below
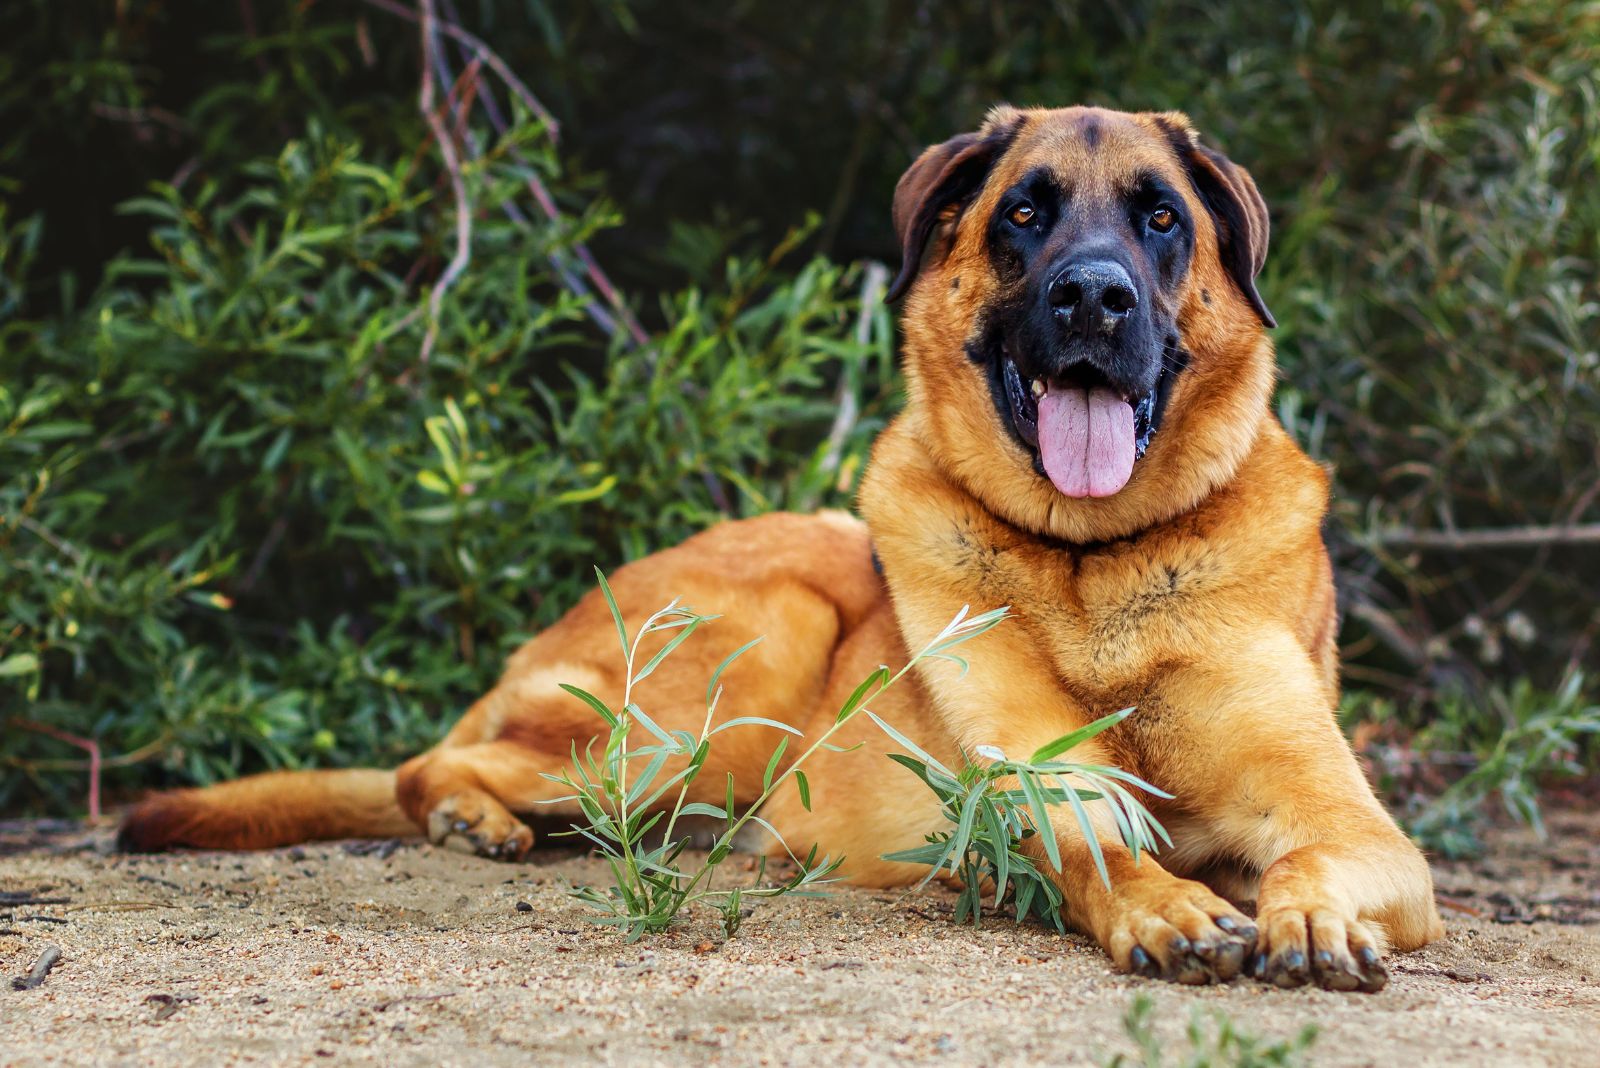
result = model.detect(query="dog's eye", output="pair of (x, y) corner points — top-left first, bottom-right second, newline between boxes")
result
(1007, 203), (1035, 227)
(1149, 206), (1178, 233)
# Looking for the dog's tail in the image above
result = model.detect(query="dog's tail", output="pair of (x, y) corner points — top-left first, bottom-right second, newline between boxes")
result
(117, 768), (417, 852)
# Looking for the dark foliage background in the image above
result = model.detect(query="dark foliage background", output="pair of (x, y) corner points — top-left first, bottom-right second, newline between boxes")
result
(3, 1), (1597, 839)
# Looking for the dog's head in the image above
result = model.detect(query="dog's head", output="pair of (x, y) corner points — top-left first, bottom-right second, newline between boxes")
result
(887, 105), (1278, 542)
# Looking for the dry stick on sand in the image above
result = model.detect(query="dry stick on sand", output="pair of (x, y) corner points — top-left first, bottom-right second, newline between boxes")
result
(11, 945), (62, 991)
(0, 890), (71, 908)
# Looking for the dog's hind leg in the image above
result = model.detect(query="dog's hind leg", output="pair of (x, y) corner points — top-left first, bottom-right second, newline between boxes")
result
(396, 738), (586, 860)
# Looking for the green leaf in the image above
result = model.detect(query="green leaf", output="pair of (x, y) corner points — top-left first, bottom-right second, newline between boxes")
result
(1059, 772), (1111, 890)
(625, 750), (669, 804)
(710, 715), (802, 736)
(0, 653), (41, 678)
(982, 800), (1010, 904)
(706, 637), (764, 704)
(623, 701), (679, 748)
(1019, 771), (1062, 872)
(1014, 874), (1036, 922)
(593, 566), (630, 659)
(795, 769), (811, 811)
(866, 711), (951, 774)
(1029, 706), (1136, 764)
(559, 683), (618, 728)
(952, 783), (984, 873)
(676, 802), (728, 819)
(835, 666), (889, 724)
(762, 736), (789, 792)
(550, 474), (618, 506)
(416, 469), (452, 495)
(631, 617), (704, 685)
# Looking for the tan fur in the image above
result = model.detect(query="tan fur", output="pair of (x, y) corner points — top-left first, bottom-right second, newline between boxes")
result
(121, 106), (1442, 989)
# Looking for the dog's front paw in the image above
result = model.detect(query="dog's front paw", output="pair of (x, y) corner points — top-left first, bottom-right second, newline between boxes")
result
(1104, 876), (1258, 985)
(1251, 905), (1387, 992)
(425, 791), (534, 861)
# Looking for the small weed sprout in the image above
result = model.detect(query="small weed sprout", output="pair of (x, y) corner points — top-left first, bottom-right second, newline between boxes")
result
(543, 567), (1008, 939)
(1107, 994), (1318, 1067)
(876, 706), (1171, 928)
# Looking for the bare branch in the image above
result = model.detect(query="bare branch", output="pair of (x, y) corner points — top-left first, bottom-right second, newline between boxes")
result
(819, 261), (889, 480)
(372, 0), (648, 349)
(8, 720), (101, 822)
(14, 515), (86, 565)
(1372, 523), (1600, 551)
(415, 0), (472, 364)
(361, 0), (559, 139)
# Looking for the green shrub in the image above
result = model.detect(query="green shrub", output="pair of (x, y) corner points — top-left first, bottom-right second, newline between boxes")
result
(2, 0), (1596, 816)
(0, 96), (895, 811)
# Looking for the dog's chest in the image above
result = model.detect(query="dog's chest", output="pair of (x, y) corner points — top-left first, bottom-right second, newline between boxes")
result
(948, 520), (1233, 688)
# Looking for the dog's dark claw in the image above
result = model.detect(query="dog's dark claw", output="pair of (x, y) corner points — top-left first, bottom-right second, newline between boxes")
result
(1269, 950), (1311, 989)
(1169, 951), (1212, 985)
(1249, 951), (1268, 978)
(1129, 946), (1161, 978)
(1215, 916), (1237, 933)
(1355, 948), (1389, 993)
(1212, 938), (1247, 980)
(452, 819), (471, 834)
(1314, 950), (1364, 992)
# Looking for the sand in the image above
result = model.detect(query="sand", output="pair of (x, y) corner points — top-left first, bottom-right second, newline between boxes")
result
(1, 808), (1597, 1067)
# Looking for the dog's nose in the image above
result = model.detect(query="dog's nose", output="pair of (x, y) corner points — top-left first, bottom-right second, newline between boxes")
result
(1047, 260), (1138, 337)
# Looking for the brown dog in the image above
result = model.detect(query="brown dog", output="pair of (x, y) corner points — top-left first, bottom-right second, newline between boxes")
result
(120, 105), (1443, 991)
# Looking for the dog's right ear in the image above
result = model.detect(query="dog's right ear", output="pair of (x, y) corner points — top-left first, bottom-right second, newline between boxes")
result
(886, 108), (1022, 303)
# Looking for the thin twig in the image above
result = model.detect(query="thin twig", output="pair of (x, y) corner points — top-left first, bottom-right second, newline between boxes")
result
(1344, 595), (1429, 669)
(15, 516), (85, 565)
(89, 102), (190, 134)
(10, 946), (62, 991)
(424, 0), (624, 341)
(7, 720), (100, 822)
(397, 0), (648, 348)
(360, 0), (559, 138)
(819, 262), (889, 480)
(415, 0), (472, 364)
(374, 991), (459, 1012)
(1372, 523), (1600, 550)
(237, 515), (289, 594)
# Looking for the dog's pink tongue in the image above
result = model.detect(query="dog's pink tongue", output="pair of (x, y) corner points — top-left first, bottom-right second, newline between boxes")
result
(1036, 386), (1136, 498)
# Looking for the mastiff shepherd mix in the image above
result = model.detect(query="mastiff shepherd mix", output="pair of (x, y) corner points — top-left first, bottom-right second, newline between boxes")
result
(122, 105), (1443, 990)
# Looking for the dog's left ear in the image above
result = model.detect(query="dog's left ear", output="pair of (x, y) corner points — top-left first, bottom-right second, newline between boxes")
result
(886, 108), (1022, 303)
(1159, 116), (1275, 329)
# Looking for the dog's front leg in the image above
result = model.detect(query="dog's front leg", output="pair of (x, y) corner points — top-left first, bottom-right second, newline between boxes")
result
(1157, 627), (1445, 991)
(1011, 756), (1259, 984)
(910, 635), (1258, 983)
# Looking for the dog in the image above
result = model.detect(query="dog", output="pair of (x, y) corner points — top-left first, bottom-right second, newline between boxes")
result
(120, 105), (1443, 991)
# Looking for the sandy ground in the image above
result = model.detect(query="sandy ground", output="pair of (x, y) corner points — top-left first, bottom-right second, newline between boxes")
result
(1, 809), (1597, 1068)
